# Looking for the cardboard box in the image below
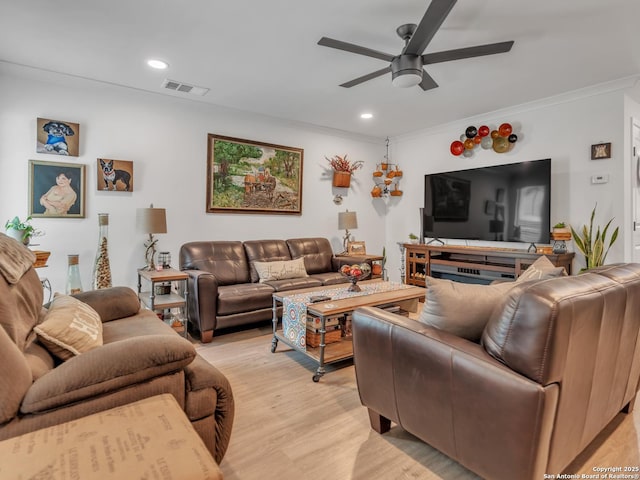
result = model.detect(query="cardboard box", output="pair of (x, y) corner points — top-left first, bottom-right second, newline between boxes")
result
(0, 394), (222, 480)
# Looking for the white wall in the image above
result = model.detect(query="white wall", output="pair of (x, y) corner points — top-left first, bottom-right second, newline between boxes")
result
(385, 79), (638, 279)
(0, 63), (385, 293)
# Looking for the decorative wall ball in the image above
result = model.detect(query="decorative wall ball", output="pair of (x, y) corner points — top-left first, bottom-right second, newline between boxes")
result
(464, 138), (475, 150)
(492, 136), (509, 153)
(490, 129), (500, 139)
(473, 135), (482, 144)
(480, 136), (493, 149)
(460, 134), (466, 142)
(508, 134), (518, 143)
(462, 148), (474, 158)
(498, 123), (513, 137)
(478, 125), (490, 137)
(465, 126), (478, 138)
(450, 140), (464, 156)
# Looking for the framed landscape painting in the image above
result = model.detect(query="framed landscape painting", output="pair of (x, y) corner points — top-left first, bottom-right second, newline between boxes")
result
(206, 134), (303, 214)
(29, 160), (85, 218)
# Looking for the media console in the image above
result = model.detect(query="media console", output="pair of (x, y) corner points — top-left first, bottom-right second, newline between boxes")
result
(404, 243), (574, 287)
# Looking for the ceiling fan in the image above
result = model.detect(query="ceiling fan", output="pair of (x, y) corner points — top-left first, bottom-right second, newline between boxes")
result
(317, 0), (514, 90)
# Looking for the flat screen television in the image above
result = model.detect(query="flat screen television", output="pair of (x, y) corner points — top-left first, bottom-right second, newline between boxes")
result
(423, 159), (551, 244)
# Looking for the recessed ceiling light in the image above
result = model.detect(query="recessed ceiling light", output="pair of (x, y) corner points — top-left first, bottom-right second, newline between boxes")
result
(147, 59), (169, 70)
(360, 113), (373, 119)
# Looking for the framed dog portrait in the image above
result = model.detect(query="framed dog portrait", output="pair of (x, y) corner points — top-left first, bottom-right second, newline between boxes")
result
(36, 118), (80, 157)
(29, 160), (85, 218)
(347, 241), (366, 255)
(97, 158), (134, 191)
(206, 134), (303, 215)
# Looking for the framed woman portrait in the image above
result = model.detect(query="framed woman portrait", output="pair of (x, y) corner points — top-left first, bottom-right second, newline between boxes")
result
(29, 160), (85, 218)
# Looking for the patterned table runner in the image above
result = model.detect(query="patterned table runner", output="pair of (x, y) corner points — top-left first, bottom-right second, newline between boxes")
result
(281, 281), (412, 349)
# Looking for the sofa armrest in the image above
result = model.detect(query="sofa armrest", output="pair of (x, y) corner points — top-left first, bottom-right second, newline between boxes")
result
(184, 355), (235, 462)
(21, 335), (196, 414)
(71, 286), (141, 322)
(183, 269), (219, 334)
(352, 306), (558, 480)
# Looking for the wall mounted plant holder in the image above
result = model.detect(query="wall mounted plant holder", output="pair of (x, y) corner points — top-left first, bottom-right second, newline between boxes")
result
(371, 138), (402, 198)
(326, 154), (363, 190)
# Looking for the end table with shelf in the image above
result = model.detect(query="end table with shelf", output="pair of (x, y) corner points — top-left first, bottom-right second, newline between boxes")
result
(137, 268), (189, 337)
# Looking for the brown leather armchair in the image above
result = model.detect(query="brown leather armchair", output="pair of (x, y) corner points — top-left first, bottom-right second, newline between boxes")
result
(352, 263), (640, 480)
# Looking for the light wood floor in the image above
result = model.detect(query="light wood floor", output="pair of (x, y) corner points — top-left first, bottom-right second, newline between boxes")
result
(196, 324), (640, 480)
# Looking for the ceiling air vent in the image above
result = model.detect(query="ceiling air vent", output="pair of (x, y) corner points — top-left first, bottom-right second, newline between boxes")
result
(161, 79), (209, 97)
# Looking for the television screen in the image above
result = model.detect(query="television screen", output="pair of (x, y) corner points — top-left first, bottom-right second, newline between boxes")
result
(424, 159), (551, 244)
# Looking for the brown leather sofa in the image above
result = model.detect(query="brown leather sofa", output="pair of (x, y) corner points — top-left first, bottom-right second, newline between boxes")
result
(179, 237), (354, 342)
(0, 234), (234, 463)
(352, 263), (640, 480)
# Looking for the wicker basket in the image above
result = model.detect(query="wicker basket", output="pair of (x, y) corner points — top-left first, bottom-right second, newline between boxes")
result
(32, 251), (51, 268)
(306, 328), (342, 348)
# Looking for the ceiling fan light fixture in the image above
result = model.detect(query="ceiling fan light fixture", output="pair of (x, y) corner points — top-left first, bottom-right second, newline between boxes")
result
(391, 55), (422, 88)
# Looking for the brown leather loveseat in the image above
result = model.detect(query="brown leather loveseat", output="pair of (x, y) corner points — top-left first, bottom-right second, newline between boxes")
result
(352, 263), (640, 480)
(0, 234), (234, 463)
(180, 237), (354, 342)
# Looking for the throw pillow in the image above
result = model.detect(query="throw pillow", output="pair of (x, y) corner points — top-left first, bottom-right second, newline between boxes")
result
(34, 294), (103, 360)
(253, 257), (308, 282)
(517, 255), (567, 282)
(419, 277), (517, 342)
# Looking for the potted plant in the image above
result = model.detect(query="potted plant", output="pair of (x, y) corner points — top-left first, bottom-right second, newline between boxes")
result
(326, 154), (364, 188)
(408, 233), (419, 244)
(4, 216), (42, 245)
(570, 205), (619, 272)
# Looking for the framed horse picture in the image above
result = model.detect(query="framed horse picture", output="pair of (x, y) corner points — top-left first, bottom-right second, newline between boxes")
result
(206, 134), (303, 214)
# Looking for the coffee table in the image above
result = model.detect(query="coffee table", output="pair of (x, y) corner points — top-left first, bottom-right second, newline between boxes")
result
(270, 280), (426, 381)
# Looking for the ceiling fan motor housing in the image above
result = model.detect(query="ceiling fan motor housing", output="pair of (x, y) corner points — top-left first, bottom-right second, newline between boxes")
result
(391, 55), (423, 87)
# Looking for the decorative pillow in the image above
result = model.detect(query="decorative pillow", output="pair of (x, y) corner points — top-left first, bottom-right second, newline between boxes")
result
(517, 255), (567, 282)
(253, 257), (308, 282)
(419, 277), (517, 342)
(34, 294), (103, 360)
(0, 233), (36, 284)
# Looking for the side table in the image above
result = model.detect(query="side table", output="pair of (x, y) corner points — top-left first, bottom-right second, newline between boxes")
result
(137, 268), (189, 337)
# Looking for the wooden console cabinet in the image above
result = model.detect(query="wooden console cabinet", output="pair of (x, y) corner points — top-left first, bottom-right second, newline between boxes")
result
(404, 243), (574, 287)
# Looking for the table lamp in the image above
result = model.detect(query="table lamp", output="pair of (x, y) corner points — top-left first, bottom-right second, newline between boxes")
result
(338, 210), (358, 253)
(136, 204), (167, 270)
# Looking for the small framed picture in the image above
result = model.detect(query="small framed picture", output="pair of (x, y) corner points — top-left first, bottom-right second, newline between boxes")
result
(347, 241), (366, 255)
(591, 142), (611, 160)
(36, 118), (80, 157)
(97, 158), (134, 191)
(29, 160), (85, 218)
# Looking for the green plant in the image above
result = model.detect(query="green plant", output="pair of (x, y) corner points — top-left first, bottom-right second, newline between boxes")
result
(570, 204), (619, 271)
(553, 222), (566, 229)
(408, 233), (419, 240)
(4, 216), (37, 242)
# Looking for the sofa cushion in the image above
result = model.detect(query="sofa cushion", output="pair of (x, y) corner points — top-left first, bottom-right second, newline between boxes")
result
(254, 257), (308, 282)
(310, 272), (349, 286)
(217, 283), (275, 316)
(243, 240), (292, 283)
(34, 294), (103, 360)
(0, 265), (43, 352)
(263, 276), (323, 292)
(419, 277), (517, 342)
(518, 255), (567, 282)
(286, 238), (334, 274)
(24, 341), (55, 381)
(180, 241), (250, 285)
(71, 286), (141, 322)
(0, 323), (32, 424)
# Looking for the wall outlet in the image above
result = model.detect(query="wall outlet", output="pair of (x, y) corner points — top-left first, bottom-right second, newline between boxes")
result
(591, 174), (609, 184)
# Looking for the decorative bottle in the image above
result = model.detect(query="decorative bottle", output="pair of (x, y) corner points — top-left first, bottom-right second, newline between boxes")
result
(66, 254), (83, 294)
(92, 213), (112, 289)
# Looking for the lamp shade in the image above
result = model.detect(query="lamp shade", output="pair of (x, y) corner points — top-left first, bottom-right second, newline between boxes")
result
(338, 211), (358, 230)
(136, 207), (167, 234)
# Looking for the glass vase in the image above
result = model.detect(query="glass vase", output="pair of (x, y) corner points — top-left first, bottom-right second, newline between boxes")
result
(92, 213), (112, 289)
(65, 254), (83, 295)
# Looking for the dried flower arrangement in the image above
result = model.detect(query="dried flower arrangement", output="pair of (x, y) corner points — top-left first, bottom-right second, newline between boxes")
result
(326, 155), (364, 173)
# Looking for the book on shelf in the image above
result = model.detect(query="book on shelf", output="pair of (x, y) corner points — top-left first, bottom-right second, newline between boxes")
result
(306, 324), (341, 334)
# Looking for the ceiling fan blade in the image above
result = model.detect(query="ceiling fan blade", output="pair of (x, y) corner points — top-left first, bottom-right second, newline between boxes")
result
(404, 0), (457, 56)
(318, 37), (394, 62)
(340, 66), (392, 88)
(422, 41), (514, 64)
(419, 70), (439, 91)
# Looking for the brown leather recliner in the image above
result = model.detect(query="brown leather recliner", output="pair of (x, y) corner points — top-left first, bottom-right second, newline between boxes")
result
(352, 263), (640, 480)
